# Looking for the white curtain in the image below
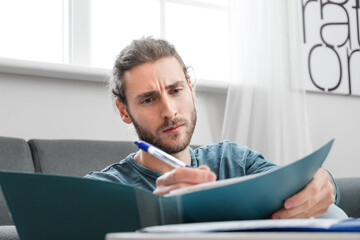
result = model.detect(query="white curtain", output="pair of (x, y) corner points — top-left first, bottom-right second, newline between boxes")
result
(221, 0), (312, 165)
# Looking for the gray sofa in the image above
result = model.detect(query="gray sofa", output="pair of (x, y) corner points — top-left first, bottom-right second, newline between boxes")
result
(0, 136), (138, 240)
(0, 136), (359, 240)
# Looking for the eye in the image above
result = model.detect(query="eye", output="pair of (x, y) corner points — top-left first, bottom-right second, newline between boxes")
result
(171, 88), (182, 94)
(142, 98), (153, 104)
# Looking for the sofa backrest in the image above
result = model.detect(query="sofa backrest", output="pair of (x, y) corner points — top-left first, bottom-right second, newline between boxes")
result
(28, 139), (138, 177)
(336, 177), (360, 218)
(0, 136), (35, 225)
(1, 136), (360, 225)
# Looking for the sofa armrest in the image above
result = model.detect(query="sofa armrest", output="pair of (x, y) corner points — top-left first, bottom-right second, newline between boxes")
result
(336, 177), (360, 218)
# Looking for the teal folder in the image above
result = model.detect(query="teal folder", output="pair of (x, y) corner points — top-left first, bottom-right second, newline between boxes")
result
(0, 139), (333, 240)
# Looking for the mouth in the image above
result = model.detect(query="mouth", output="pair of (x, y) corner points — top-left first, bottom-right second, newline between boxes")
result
(162, 124), (184, 133)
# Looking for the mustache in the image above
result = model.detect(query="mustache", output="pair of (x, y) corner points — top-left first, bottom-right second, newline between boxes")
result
(158, 118), (187, 132)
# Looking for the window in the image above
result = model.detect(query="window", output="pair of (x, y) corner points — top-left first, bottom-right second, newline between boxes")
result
(0, 0), (64, 63)
(165, 2), (229, 82)
(0, 0), (230, 82)
(90, 0), (161, 68)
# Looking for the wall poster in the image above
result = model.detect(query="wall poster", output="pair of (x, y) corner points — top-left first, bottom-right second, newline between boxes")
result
(301, 0), (360, 96)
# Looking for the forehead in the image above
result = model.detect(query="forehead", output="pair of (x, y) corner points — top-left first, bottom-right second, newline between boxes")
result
(123, 57), (187, 96)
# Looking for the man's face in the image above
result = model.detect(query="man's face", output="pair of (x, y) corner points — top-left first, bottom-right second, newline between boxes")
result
(118, 57), (197, 154)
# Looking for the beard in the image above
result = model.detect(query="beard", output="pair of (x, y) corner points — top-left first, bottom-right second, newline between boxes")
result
(128, 105), (197, 154)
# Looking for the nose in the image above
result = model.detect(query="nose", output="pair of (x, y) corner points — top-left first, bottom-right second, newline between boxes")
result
(160, 96), (177, 120)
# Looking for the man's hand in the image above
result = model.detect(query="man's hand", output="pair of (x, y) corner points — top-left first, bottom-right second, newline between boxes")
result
(272, 168), (335, 219)
(153, 165), (217, 195)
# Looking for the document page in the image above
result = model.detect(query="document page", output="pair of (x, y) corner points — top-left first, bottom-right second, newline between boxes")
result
(166, 171), (271, 196)
(140, 218), (341, 233)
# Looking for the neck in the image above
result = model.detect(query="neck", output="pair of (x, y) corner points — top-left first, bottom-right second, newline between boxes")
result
(134, 146), (192, 173)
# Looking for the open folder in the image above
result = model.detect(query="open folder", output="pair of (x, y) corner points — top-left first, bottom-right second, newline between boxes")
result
(0, 140), (334, 240)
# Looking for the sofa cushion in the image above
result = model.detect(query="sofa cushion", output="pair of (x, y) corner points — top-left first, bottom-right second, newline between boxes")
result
(0, 136), (34, 226)
(28, 139), (138, 177)
(0, 137), (34, 173)
(336, 177), (360, 218)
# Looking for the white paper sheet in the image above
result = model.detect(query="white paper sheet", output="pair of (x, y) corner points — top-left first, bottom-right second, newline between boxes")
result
(166, 171), (269, 196)
(140, 219), (341, 233)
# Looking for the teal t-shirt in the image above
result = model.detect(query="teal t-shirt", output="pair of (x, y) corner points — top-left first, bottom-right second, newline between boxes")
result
(85, 140), (278, 192)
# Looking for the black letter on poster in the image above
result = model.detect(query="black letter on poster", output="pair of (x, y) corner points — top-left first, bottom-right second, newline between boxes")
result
(308, 44), (343, 91)
(320, 1), (352, 49)
(347, 48), (360, 95)
(353, 0), (360, 46)
(301, 0), (319, 43)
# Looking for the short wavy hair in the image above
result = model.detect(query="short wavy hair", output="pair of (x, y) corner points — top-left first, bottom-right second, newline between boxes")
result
(109, 37), (190, 106)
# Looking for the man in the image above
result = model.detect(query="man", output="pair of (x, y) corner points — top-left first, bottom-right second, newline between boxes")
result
(86, 37), (346, 219)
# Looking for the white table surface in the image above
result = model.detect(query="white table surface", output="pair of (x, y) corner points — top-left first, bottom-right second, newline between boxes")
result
(106, 232), (360, 240)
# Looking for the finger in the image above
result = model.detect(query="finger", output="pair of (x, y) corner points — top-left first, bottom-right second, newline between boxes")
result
(283, 170), (326, 209)
(311, 205), (331, 218)
(153, 182), (196, 195)
(273, 192), (329, 219)
(272, 183), (328, 219)
(292, 190), (335, 219)
(272, 191), (335, 219)
(285, 173), (334, 211)
(290, 196), (334, 219)
(156, 166), (216, 187)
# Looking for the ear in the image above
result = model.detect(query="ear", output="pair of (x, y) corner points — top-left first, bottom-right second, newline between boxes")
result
(187, 78), (196, 101)
(115, 101), (132, 124)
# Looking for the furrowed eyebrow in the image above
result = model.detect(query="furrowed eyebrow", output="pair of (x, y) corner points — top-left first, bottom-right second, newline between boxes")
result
(135, 91), (157, 102)
(134, 80), (186, 102)
(165, 80), (186, 90)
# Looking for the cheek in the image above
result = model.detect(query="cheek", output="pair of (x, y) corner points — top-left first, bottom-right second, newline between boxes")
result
(132, 108), (161, 128)
(179, 96), (195, 115)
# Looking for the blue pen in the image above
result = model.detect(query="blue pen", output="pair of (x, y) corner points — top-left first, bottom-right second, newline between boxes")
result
(134, 140), (192, 168)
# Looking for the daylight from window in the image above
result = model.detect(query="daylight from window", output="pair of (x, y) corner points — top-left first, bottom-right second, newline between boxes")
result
(0, 0), (230, 82)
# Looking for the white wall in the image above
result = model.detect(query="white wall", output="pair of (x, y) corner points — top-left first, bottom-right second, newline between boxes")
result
(0, 72), (123, 140)
(306, 92), (360, 178)
(0, 72), (225, 145)
(1, 71), (359, 178)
